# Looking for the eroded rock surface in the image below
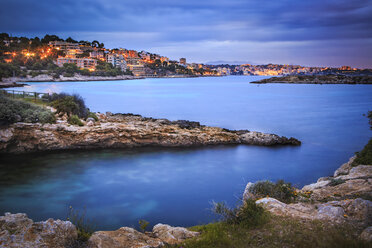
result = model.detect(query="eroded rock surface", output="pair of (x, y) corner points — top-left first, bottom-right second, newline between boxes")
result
(152, 224), (199, 244)
(0, 113), (300, 154)
(0, 212), (77, 248)
(88, 227), (163, 248)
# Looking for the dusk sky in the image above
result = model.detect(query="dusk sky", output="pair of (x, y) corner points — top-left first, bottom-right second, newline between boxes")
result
(1, 0), (372, 68)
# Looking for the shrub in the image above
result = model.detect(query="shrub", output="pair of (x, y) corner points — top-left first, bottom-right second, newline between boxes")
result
(213, 199), (268, 228)
(68, 115), (84, 126)
(138, 219), (149, 233)
(66, 206), (95, 245)
(0, 95), (55, 125)
(87, 111), (98, 121)
(352, 138), (372, 166)
(248, 180), (296, 203)
(49, 93), (88, 119)
(328, 178), (346, 186)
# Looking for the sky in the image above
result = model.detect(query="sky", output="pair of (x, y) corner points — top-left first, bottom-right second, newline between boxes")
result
(1, 0), (372, 68)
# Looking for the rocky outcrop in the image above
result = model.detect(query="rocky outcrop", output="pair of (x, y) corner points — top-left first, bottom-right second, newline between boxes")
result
(0, 212), (199, 248)
(88, 224), (200, 248)
(245, 156), (372, 240)
(256, 197), (372, 227)
(0, 113), (300, 154)
(0, 212), (77, 248)
(251, 75), (372, 84)
(88, 227), (164, 248)
(152, 224), (199, 244)
(301, 157), (372, 202)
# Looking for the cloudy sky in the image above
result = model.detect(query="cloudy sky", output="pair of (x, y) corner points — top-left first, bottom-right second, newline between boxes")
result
(1, 0), (372, 67)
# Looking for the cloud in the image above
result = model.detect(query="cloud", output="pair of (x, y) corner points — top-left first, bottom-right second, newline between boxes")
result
(1, 0), (371, 67)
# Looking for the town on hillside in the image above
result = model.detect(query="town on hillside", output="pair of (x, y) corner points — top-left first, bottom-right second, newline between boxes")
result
(0, 33), (370, 81)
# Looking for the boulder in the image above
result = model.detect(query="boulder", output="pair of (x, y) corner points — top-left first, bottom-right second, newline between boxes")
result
(152, 224), (199, 244)
(0, 212), (77, 248)
(87, 121), (95, 126)
(88, 227), (163, 248)
(360, 226), (372, 242)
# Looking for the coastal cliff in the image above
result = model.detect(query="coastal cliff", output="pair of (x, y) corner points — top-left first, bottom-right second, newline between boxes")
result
(0, 112), (300, 154)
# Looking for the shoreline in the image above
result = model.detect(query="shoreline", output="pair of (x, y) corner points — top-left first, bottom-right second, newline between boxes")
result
(1, 155), (370, 247)
(0, 112), (301, 154)
(251, 74), (372, 84)
(0, 74), (224, 88)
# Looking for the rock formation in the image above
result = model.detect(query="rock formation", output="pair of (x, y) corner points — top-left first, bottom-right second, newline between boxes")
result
(244, 156), (372, 240)
(0, 113), (300, 154)
(0, 213), (77, 248)
(0, 213), (200, 248)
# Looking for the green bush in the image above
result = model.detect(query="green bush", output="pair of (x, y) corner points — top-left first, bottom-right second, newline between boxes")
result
(68, 115), (84, 126)
(0, 95), (55, 125)
(352, 138), (372, 166)
(248, 180), (296, 203)
(87, 111), (98, 121)
(66, 206), (95, 245)
(49, 93), (88, 119)
(328, 178), (346, 186)
(213, 199), (268, 228)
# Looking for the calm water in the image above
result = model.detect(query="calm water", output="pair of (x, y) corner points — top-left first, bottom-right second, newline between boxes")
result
(1, 76), (371, 230)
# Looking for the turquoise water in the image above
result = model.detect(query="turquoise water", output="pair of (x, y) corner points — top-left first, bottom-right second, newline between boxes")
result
(1, 76), (371, 230)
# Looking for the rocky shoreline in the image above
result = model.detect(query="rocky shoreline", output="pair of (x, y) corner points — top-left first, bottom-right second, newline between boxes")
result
(251, 74), (372, 84)
(0, 112), (301, 154)
(0, 74), (222, 88)
(244, 156), (372, 242)
(1, 156), (370, 247)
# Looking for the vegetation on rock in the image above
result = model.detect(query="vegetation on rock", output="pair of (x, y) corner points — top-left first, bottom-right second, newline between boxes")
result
(49, 92), (89, 118)
(352, 111), (372, 166)
(248, 180), (297, 203)
(68, 115), (84, 126)
(0, 94), (55, 125)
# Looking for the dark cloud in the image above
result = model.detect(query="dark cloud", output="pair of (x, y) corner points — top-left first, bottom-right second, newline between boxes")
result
(0, 0), (371, 67)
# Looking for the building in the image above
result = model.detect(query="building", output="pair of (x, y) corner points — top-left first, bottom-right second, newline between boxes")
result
(126, 57), (146, 76)
(56, 57), (97, 70)
(180, 58), (186, 65)
(89, 49), (105, 60)
(106, 54), (127, 71)
(49, 41), (80, 51)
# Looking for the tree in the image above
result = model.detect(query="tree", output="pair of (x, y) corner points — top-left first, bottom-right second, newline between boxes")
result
(91, 40), (100, 48)
(66, 37), (78, 43)
(41, 34), (63, 44)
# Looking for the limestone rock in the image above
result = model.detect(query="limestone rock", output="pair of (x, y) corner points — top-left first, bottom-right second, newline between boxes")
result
(0, 212), (77, 248)
(302, 180), (330, 191)
(88, 227), (163, 248)
(360, 226), (372, 242)
(0, 113), (301, 154)
(337, 165), (372, 181)
(152, 224), (199, 244)
(0, 128), (14, 143)
(334, 156), (355, 177)
(256, 197), (371, 224)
